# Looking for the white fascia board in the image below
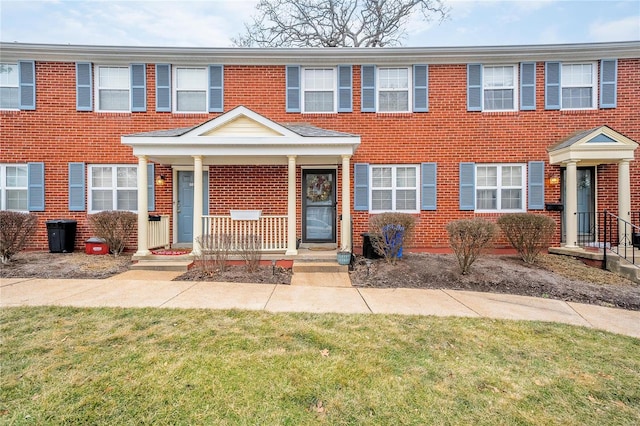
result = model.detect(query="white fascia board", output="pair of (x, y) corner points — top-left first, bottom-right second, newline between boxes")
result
(123, 135), (359, 146)
(130, 143), (357, 158)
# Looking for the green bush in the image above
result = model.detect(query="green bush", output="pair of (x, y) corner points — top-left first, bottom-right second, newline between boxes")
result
(369, 213), (416, 264)
(89, 211), (137, 256)
(0, 211), (38, 264)
(498, 213), (556, 264)
(446, 218), (497, 275)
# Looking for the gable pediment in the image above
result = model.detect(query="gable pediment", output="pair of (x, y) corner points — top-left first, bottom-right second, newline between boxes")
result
(548, 126), (637, 165)
(200, 115), (284, 137)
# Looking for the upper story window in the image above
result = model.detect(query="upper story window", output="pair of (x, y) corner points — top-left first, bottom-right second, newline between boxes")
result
(96, 66), (130, 112)
(561, 63), (596, 109)
(0, 63), (19, 110)
(476, 164), (525, 212)
(371, 165), (419, 213)
(174, 67), (207, 112)
(302, 68), (336, 113)
(89, 165), (138, 212)
(483, 65), (517, 111)
(0, 164), (28, 211)
(378, 67), (410, 112)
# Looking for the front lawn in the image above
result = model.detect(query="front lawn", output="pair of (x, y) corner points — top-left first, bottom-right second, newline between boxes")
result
(2, 307), (639, 424)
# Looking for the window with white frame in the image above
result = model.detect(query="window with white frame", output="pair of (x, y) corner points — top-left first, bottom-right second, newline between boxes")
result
(89, 165), (138, 212)
(483, 65), (517, 111)
(476, 164), (525, 211)
(174, 67), (207, 112)
(96, 66), (130, 111)
(378, 67), (410, 112)
(371, 165), (419, 212)
(302, 68), (336, 113)
(561, 63), (597, 109)
(0, 164), (28, 211)
(0, 63), (19, 110)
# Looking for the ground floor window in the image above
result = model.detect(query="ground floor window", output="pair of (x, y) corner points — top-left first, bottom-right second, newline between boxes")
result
(89, 165), (138, 212)
(476, 164), (525, 211)
(0, 164), (28, 211)
(371, 165), (419, 212)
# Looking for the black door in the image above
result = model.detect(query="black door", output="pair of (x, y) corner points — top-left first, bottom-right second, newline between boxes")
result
(302, 169), (336, 243)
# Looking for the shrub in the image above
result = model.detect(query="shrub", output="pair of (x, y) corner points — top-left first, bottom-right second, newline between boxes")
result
(197, 233), (232, 274)
(239, 234), (262, 273)
(498, 213), (556, 264)
(0, 211), (38, 264)
(89, 211), (137, 256)
(369, 213), (416, 264)
(446, 218), (497, 275)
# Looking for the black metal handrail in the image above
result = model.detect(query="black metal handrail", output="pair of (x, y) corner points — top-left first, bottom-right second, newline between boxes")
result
(601, 210), (640, 268)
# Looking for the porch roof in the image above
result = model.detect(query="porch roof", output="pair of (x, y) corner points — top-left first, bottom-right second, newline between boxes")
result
(547, 125), (638, 166)
(121, 106), (360, 166)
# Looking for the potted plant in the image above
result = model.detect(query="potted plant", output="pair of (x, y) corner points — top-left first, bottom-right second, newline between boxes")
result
(337, 250), (351, 265)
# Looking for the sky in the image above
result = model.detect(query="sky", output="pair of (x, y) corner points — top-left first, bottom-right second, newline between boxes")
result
(1, 0), (639, 48)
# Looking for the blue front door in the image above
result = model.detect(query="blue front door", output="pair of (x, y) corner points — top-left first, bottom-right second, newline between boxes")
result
(177, 171), (209, 244)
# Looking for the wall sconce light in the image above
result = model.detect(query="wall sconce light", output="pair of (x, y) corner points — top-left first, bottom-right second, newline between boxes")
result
(548, 176), (560, 186)
(155, 175), (166, 186)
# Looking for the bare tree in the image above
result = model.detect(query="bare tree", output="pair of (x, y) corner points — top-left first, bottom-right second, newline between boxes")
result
(233, 0), (449, 48)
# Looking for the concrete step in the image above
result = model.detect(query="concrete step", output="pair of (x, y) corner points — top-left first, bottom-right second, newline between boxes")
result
(130, 260), (193, 272)
(293, 261), (348, 274)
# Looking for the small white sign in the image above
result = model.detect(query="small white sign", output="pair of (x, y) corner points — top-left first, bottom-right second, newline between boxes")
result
(230, 210), (262, 220)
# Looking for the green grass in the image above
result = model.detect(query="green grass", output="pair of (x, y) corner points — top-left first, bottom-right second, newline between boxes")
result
(1, 307), (639, 425)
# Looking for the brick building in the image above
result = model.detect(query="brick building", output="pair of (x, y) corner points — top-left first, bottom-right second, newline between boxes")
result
(1, 41), (638, 258)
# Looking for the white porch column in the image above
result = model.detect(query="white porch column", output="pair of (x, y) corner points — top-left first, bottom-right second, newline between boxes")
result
(341, 155), (352, 251)
(286, 155), (298, 255)
(192, 156), (204, 256)
(564, 160), (579, 248)
(135, 155), (150, 257)
(618, 159), (632, 243)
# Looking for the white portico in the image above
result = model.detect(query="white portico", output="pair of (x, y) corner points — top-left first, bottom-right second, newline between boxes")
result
(122, 106), (360, 257)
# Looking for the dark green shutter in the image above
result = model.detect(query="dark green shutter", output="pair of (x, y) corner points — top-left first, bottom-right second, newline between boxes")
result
(155, 64), (171, 112)
(545, 62), (561, 110)
(459, 162), (475, 211)
(361, 65), (376, 112)
(421, 162), (437, 210)
(286, 65), (300, 112)
(68, 162), (85, 211)
(337, 65), (352, 112)
(76, 62), (93, 111)
(18, 60), (36, 110)
(354, 163), (369, 211)
(208, 65), (223, 112)
(520, 62), (536, 110)
(130, 64), (146, 112)
(600, 59), (617, 108)
(27, 162), (44, 211)
(413, 65), (428, 112)
(528, 161), (545, 210)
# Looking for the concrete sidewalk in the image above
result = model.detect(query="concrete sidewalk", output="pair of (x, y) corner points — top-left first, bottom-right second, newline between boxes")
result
(1, 275), (639, 338)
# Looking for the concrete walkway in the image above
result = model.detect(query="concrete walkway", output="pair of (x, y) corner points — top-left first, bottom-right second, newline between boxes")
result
(2, 274), (639, 339)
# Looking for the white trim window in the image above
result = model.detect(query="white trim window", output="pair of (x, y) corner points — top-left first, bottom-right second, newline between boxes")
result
(561, 62), (597, 109)
(0, 63), (19, 110)
(95, 65), (130, 112)
(371, 165), (419, 212)
(476, 164), (526, 212)
(302, 68), (336, 113)
(89, 165), (138, 212)
(483, 65), (518, 111)
(0, 164), (28, 211)
(174, 67), (207, 112)
(378, 67), (411, 112)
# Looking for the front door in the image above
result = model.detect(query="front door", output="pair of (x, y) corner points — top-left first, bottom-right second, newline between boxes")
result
(302, 169), (336, 243)
(177, 171), (209, 244)
(561, 167), (595, 242)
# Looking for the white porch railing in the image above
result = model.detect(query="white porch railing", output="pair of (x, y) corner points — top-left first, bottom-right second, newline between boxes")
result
(148, 215), (170, 250)
(202, 215), (288, 252)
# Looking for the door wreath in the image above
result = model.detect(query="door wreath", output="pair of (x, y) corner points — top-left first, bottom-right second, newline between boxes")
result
(307, 175), (332, 202)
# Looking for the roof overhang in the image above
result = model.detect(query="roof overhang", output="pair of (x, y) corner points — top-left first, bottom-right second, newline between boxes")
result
(121, 106), (360, 166)
(547, 126), (638, 166)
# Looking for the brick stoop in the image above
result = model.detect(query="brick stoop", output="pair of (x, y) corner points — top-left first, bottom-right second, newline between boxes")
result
(291, 259), (351, 287)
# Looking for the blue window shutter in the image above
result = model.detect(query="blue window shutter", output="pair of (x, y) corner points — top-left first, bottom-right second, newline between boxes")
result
(76, 62), (93, 111)
(209, 65), (224, 112)
(130, 64), (146, 112)
(413, 64), (429, 112)
(528, 161), (545, 210)
(421, 162), (437, 210)
(600, 59), (617, 109)
(155, 64), (171, 112)
(18, 60), (36, 110)
(147, 163), (155, 212)
(286, 65), (300, 112)
(459, 162), (475, 211)
(520, 62), (536, 110)
(68, 162), (85, 211)
(354, 163), (369, 211)
(361, 65), (376, 112)
(337, 65), (352, 112)
(467, 64), (482, 111)
(545, 62), (561, 110)
(27, 162), (44, 211)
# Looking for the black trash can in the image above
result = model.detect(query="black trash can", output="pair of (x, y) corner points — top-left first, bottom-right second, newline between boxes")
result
(46, 219), (77, 253)
(361, 233), (382, 259)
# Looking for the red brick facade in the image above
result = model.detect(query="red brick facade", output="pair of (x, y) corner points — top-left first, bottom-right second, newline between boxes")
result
(1, 43), (638, 252)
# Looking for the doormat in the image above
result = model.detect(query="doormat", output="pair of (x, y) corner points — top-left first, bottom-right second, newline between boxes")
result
(151, 249), (191, 256)
(308, 246), (337, 251)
